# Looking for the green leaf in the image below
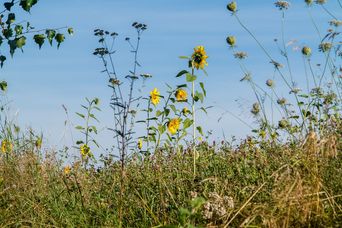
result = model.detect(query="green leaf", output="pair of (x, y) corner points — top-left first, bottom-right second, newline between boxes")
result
(15, 25), (23, 35)
(158, 124), (166, 134)
(194, 91), (204, 103)
(15, 36), (26, 49)
(179, 56), (189, 59)
(33, 34), (45, 49)
(0, 56), (6, 68)
(186, 73), (197, 82)
(4, 1), (14, 11)
(19, 0), (38, 12)
(196, 126), (203, 135)
(176, 70), (188, 77)
(169, 104), (177, 113)
(67, 27), (74, 35)
(46, 29), (56, 46)
(6, 13), (15, 24)
(55, 33), (65, 48)
(183, 118), (193, 129)
(0, 81), (8, 92)
(199, 82), (206, 97)
(3, 28), (13, 39)
(8, 39), (17, 57)
(75, 125), (85, 130)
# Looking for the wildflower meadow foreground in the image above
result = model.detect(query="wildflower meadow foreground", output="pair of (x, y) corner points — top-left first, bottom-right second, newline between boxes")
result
(0, 1), (341, 227)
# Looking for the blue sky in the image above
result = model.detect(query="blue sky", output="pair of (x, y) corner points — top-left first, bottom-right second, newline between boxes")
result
(1, 0), (340, 154)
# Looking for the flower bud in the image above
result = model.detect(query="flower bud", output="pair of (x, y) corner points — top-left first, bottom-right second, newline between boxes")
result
(226, 36), (236, 46)
(266, 79), (274, 87)
(302, 46), (311, 56)
(227, 1), (237, 12)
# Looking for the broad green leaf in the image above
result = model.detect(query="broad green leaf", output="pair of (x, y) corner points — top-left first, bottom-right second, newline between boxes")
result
(0, 81), (8, 92)
(15, 25), (23, 35)
(186, 73), (197, 82)
(183, 118), (193, 129)
(4, 1), (14, 11)
(55, 33), (65, 48)
(33, 34), (45, 49)
(176, 70), (188, 77)
(46, 29), (56, 46)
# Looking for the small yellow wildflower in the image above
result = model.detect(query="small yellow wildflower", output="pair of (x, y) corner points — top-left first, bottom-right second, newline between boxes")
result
(137, 139), (143, 150)
(64, 165), (71, 175)
(191, 46), (208, 70)
(167, 118), (181, 135)
(1, 140), (13, 154)
(80, 144), (91, 158)
(175, 89), (187, 101)
(150, 88), (160, 105)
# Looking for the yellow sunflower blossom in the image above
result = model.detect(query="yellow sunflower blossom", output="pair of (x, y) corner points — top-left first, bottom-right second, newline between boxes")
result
(1, 139), (13, 154)
(150, 88), (160, 105)
(175, 89), (187, 101)
(80, 144), (91, 158)
(64, 165), (71, 175)
(191, 46), (208, 70)
(168, 118), (181, 135)
(137, 139), (143, 150)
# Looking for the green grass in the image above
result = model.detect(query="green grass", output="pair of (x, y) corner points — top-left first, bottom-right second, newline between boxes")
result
(0, 126), (341, 227)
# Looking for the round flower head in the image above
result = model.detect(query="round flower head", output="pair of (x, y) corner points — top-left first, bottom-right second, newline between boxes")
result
(227, 1), (237, 12)
(191, 46), (208, 70)
(150, 88), (160, 105)
(302, 46), (311, 56)
(1, 140), (13, 154)
(137, 139), (143, 150)
(80, 144), (91, 158)
(167, 118), (181, 135)
(175, 89), (187, 101)
(226, 36), (236, 47)
(64, 165), (71, 175)
(266, 79), (274, 87)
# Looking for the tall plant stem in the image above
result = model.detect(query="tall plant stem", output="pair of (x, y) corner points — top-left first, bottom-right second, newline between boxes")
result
(191, 67), (196, 177)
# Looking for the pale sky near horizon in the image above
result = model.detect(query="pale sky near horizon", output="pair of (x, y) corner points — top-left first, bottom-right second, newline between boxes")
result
(1, 0), (340, 156)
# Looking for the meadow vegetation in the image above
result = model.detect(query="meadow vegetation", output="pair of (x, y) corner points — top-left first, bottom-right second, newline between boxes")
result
(0, 0), (341, 227)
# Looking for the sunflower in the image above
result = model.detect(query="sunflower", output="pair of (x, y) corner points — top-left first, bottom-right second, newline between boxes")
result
(80, 144), (91, 158)
(167, 118), (181, 135)
(150, 88), (160, 105)
(175, 89), (187, 101)
(137, 139), (143, 150)
(1, 139), (13, 154)
(191, 46), (208, 70)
